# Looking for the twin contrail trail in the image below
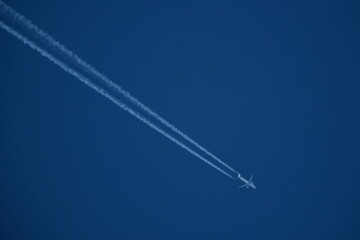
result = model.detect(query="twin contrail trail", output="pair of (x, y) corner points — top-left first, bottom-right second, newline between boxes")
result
(0, 20), (234, 179)
(0, 0), (239, 176)
(0, 1), (242, 180)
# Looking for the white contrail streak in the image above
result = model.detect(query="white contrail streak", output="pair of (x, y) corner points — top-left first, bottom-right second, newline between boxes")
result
(0, 0), (239, 175)
(0, 20), (234, 180)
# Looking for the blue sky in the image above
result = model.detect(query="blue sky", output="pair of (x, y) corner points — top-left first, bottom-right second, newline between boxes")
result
(1, 0), (360, 239)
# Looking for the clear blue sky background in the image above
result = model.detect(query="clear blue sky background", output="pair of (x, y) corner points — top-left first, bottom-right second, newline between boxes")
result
(1, 0), (359, 239)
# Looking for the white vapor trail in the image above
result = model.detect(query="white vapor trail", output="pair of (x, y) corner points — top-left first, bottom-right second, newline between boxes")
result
(0, 20), (234, 180)
(0, 0), (239, 175)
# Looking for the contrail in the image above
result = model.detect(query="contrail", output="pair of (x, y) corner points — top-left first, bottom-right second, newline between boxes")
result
(0, 20), (234, 180)
(0, 0), (239, 175)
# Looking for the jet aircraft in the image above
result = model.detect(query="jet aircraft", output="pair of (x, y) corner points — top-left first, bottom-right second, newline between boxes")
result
(237, 174), (256, 189)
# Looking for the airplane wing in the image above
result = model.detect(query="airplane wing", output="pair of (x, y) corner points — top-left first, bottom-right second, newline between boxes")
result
(249, 174), (253, 182)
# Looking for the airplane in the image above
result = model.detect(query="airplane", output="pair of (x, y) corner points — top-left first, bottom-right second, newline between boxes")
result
(236, 174), (256, 189)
